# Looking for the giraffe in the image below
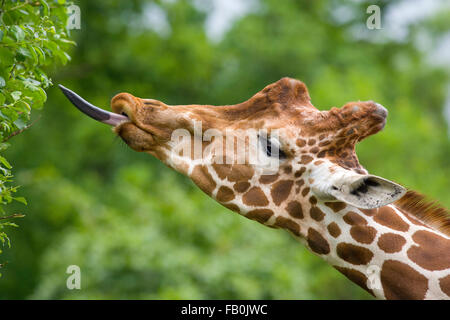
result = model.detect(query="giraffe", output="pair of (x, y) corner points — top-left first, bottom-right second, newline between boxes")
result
(59, 77), (450, 300)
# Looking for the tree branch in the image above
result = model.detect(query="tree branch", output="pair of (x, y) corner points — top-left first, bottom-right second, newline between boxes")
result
(2, 115), (41, 142)
(0, 213), (25, 221)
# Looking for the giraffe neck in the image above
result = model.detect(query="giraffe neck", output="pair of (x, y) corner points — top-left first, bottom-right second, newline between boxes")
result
(161, 136), (450, 299)
(309, 202), (450, 299)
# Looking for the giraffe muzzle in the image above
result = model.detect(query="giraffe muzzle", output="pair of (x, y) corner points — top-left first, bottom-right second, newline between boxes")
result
(373, 103), (388, 118)
(59, 85), (129, 126)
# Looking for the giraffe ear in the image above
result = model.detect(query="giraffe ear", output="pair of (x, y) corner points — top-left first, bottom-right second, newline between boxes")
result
(327, 174), (406, 209)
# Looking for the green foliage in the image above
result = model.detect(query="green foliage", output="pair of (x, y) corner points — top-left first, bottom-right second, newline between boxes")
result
(0, 0), (73, 275)
(0, 0), (449, 299)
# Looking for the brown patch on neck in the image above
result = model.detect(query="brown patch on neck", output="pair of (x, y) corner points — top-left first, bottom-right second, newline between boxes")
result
(325, 201), (347, 213)
(380, 260), (428, 300)
(394, 190), (450, 236)
(270, 180), (293, 206)
(191, 165), (216, 196)
(334, 266), (374, 297)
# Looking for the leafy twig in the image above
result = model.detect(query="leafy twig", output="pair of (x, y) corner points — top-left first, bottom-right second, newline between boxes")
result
(2, 115), (41, 142)
(5, 0), (31, 13)
(0, 214), (25, 221)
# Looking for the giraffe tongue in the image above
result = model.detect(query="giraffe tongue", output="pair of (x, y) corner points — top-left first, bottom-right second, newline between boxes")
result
(59, 85), (128, 126)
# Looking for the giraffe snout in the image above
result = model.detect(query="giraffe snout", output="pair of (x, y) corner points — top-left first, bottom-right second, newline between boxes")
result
(111, 92), (140, 121)
(373, 103), (388, 119)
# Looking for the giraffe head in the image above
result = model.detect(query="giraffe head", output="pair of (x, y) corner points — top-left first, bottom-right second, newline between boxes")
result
(60, 78), (405, 232)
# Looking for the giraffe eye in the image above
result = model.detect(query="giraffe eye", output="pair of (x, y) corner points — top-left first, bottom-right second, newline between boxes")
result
(259, 135), (286, 159)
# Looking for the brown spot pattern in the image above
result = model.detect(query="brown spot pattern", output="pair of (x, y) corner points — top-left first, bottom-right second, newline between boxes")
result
(336, 243), (373, 265)
(283, 165), (292, 174)
(343, 211), (367, 226)
(296, 139), (306, 147)
(334, 266), (373, 296)
(300, 155), (313, 164)
(191, 165), (216, 196)
(380, 260), (428, 300)
(227, 165), (254, 182)
(223, 203), (240, 213)
(271, 180), (293, 206)
(325, 201), (347, 213)
(212, 163), (231, 180)
(310, 206), (325, 221)
(350, 225), (377, 244)
(274, 216), (301, 236)
(301, 187), (310, 197)
(216, 186), (235, 202)
(407, 230), (450, 271)
(296, 179), (305, 188)
(259, 174), (279, 184)
(307, 228), (330, 255)
(212, 164), (254, 183)
(294, 167), (306, 178)
(373, 206), (409, 232)
(360, 208), (377, 216)
(246, 209), (274, 224)
(286, 201), (304, 219)
(243, 187), (269, 207)
(377, 233), (406, 253)
(233, 181), (250, 193)
(327, 222), (341, 238)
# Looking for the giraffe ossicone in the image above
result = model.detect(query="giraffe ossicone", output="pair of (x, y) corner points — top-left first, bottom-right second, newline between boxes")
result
(60, 77), (450, 300)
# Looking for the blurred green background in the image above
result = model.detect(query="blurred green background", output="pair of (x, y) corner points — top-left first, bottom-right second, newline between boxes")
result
(1, 0), (449, 299)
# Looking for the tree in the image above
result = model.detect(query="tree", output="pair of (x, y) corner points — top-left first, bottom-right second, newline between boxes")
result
(0, 0), (74, 275)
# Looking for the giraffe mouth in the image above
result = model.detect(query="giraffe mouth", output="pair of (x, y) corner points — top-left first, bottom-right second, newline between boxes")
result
(59, 85), (129, 126)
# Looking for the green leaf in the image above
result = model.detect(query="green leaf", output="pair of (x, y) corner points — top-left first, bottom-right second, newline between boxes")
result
(0, 77), (5, 88)
(14, 197), (27, 205)
(29, 87), (47, 109)
(11, 91), (22, 101)
(27, 45), (39, 66)
(13, 101), (31, 114)
(59, 39), (76, 46)
(41, 0), (50, 17)
(0, 157), (12, 170)
(10, 26), (25, 42)
(13, 118), (27, 130)
(34, 46), (46, 64)
(16, 47), (32, 62)
(0, 143), (10, 152)
(0, 47), (15, 67)
(0, 93), (5, 105)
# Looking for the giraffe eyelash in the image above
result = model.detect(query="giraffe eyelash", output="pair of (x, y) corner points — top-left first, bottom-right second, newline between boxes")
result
(258, 134), (287, 160)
